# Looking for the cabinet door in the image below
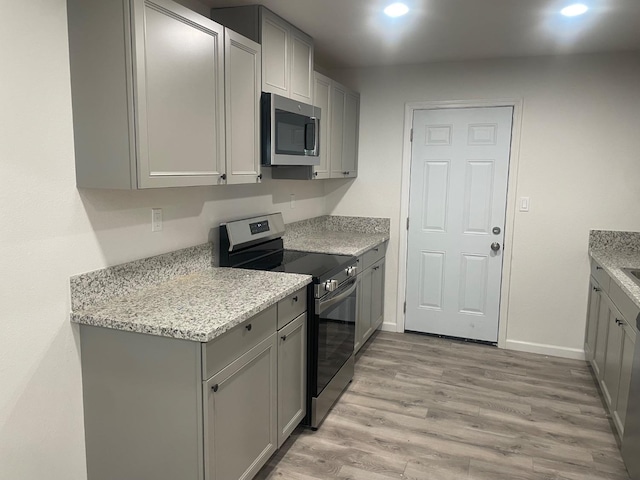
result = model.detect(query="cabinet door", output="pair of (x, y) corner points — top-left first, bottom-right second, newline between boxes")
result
(132, 0), (225, 188)
(313, 72), (332, 179)
(585, 279), (602, 362)
(602, 301), (624, 410)
(342, 90), (360, 178)
(593, 294), (610, 380)
(371, 259), (385, 331)
(615, 320), (636, 434)
(224, 29), (262, 185)
(277, 314), (307, 448)
(205, 334), (277, 480)
(289, 29), (313, 103)
(330, 83), (346, 178)
(356, 267), (373, 353)
(261, 11), (289, 96)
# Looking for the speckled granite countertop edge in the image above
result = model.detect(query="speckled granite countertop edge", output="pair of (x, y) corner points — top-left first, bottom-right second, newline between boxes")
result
(589, 249), (640, 311)
(71, 269), (312, 343)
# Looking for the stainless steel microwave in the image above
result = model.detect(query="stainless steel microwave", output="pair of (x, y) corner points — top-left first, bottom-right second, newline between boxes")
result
(261, 93), (320, 166)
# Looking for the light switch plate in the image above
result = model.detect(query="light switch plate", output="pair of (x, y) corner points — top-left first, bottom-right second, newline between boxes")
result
(519, 197), (530, 212)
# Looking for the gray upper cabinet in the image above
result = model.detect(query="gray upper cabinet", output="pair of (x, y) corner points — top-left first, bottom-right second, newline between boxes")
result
(224, 28), (262, 185)
(342, 90), (360, 178)
(312, 72), (332, 179)
(326, 78), (360, 179)
(68, 0), (226, 189)
(211, 6), (314, 104)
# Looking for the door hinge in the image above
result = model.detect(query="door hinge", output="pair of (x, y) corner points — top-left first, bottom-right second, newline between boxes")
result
(410, 129), (413, 142)
(406, 217), (409, 230)
(403, 301), (407, 314)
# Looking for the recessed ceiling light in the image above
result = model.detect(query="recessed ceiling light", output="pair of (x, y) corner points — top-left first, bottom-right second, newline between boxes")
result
(384, 2), (409, 18)
(561, 3), (589, 17)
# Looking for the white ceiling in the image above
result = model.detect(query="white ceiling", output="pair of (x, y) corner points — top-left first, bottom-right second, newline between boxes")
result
(203, 0), (640, 69)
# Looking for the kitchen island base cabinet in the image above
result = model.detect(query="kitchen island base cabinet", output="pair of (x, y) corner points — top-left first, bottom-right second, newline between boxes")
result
(205, 335), (277, 480)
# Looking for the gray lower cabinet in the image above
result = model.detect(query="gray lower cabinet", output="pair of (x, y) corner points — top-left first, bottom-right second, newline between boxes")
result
(586, 259), (639, 438)
(277, 313), (307, 447)
(584, 278), (602, 362)
(80, 288), (307, 480)
(205, 334), (278, 480)
(355, 244), (387, 353)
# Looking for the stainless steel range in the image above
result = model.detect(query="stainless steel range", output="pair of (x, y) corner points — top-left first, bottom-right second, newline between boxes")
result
(219, 212), (357, 429)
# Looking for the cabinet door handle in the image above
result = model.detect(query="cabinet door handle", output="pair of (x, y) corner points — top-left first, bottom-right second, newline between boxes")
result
(373, 266), (379, 271)
(593, 287), (601, 292)
(374, 247), (379, 252)
(293, 296), (298, 302)
(245, 324), (252, 331)
(596, 266), (603, 270)
(616, 319), (623, 326)
(257, 173), (263, 181)
(220, 173), (227, 181)
(212, 384), (219, 392)
(281, 335), (287, 341)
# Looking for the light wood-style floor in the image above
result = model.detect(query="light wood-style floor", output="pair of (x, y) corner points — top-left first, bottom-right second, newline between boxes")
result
(256, 331), (631, 480)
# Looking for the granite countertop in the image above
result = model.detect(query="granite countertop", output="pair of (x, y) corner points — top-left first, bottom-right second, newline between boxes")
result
(285, 230), (389, 256)
(283, 215), (390, 256)
(71, 268), (311, 342)
(589, 230), (640, 310)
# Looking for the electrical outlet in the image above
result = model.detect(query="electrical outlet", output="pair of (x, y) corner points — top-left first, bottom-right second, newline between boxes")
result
(290, 194), (296, 209)
(152, 208), (163, 232)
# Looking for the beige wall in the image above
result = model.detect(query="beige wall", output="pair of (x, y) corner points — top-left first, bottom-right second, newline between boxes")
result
(0, 1), (326, 478)
(328, 52), (640, 357)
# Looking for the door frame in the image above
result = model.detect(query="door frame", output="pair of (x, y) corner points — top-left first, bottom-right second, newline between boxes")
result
(395, 99), (524, 348)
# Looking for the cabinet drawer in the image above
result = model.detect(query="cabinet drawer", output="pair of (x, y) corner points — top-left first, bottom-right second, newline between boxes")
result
(203, 304), (277, 379)
(277, 288), (307, 330)
(361, 242), (387, 271)
(591, 260), (611, 293)
(610, 281), (640, 327)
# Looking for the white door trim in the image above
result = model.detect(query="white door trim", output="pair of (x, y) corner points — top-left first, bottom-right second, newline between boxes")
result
(395, 99), (524, 349)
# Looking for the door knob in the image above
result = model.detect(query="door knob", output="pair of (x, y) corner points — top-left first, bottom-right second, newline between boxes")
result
(491, 242), (501, 252)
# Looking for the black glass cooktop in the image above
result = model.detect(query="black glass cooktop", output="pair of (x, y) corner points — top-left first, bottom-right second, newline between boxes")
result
(277, 250), (355, 282)
(237, 248), (355, 283)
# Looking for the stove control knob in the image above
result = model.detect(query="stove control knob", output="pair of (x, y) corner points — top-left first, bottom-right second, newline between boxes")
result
(346, 266), (358, 277)
(324, 279), (338, 292)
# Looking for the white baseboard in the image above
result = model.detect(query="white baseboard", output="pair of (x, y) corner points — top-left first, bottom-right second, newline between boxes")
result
(380, 321), (397, 333)
(505, 339), (586, 361)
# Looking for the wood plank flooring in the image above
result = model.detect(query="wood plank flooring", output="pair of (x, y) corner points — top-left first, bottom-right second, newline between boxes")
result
(256, 331), (630, 480)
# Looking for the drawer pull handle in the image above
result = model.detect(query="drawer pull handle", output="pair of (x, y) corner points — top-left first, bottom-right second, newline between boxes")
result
(374, 248), (379, 252)
(594, 287), (601, 292)
(281, 335), (287, 341)
(596, 266), (603, 270)
(616, 319), (623, 326)
(212, 384), (219, 392)
(373, 266), (379, 271)
(245, 324), (252, 332)
(293, 296), (298, 302)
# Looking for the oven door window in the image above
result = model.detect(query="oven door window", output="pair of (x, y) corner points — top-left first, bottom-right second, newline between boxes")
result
(275, 110), (313, 155)
(315, 280), (357, 396)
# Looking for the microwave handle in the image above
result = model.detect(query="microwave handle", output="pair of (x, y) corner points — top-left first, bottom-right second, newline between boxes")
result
(304, 117), (319, 156)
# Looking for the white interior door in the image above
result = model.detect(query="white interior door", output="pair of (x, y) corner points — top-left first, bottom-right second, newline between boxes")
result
(405, 107), (513, 342)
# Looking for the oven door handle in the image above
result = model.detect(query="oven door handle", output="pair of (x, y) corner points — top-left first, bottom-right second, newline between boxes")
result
(316, 279), (358, 314)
